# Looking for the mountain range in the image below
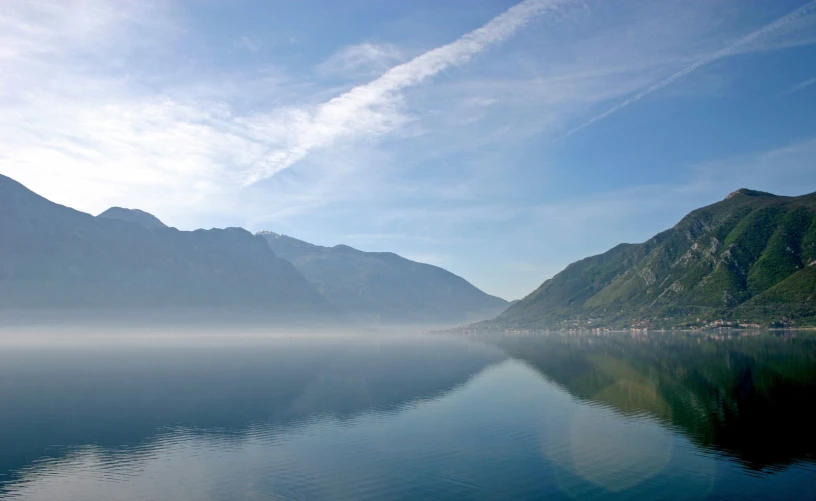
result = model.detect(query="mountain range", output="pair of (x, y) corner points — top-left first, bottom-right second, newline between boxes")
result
(484, 188), (816, 330)
(0, 174), (506, 325)
(259, 232), (508, 323)
(4, 172), (814, 329)
(0, 174), (328, 316)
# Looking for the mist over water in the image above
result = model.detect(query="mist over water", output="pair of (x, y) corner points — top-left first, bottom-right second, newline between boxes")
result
(1, 327), (815, 500)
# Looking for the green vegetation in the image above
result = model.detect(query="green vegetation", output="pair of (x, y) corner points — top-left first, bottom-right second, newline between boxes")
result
(488, 331), (816, 470)
(488, 189), (816, 330)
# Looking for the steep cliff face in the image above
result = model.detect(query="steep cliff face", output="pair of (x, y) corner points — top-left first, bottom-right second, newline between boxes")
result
(494, 189), (816, 329)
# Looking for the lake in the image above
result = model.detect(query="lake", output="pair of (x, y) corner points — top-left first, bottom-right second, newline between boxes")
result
(1, 329), (815, 500)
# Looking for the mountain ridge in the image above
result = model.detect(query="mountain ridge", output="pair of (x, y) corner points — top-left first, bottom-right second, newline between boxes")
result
(0, 174), (505, 325)
(0, 174), (330, 315)
(258, 231), (508, 324)
(477, 188), (816, 330)
(98, 207), (168, 229)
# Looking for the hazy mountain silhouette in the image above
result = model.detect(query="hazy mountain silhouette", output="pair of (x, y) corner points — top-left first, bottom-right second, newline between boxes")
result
(259, 231), (508, 324)
(487, 189), (816, 329)
(98, 207), (168, 229)
(0, 174), (328, 314)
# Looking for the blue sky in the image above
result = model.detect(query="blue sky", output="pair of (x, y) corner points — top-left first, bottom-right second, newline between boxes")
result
(2, 0), (816, 299)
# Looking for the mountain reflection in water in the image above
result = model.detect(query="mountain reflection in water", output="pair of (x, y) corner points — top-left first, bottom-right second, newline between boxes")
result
(0, 335), (502, 484)
(487, 330), (816, 471)
(1, 330), (815, 500)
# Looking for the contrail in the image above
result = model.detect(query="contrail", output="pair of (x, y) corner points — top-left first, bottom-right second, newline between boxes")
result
(243, 0), (571, 185)
(782, 76), (816, 95)
(560, 0), (816, 140)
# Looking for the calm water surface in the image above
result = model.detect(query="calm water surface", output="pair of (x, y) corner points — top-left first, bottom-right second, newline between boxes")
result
(1, 330), (815, 500)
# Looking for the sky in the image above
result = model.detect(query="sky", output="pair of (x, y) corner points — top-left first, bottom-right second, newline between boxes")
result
(2, 0), (816, 300)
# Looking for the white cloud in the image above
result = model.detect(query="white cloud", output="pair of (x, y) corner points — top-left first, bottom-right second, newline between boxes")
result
(1, 0), (813, 242)
(240, 0), (570, 185)
(683, 136), (816, 197)
(1, 94), (260, 213)
(560, 0), (816, 139)
(317, 42), (404, 77)
(0, 1), (218, 218)
(782, 76), (816, 95)
(239, 36), (261, 52)
(0, 0), (569, 223)
(525, 137), (816, 242)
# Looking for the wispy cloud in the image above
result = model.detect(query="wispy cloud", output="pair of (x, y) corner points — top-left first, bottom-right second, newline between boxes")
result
(317, 42), (404, 77)
(560, 0), (816, 139)
(0, 1), (220, 219)
(0, 0), (569, 218)
(0, 0), (168, 63)
(526, 137), (816, 242)
(470, 136), (816, 297)
(241, 0), (569, 185)
(239, 36), (261, 52)
(782, 76), (816, 95)
(2, 0), (813, 242)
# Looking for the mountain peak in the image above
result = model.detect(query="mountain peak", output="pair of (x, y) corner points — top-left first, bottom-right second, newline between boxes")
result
(257, 231), (314, 248)
(725, 188), (777, 200)
(98, 207), (167, 229)
(491, 188), (816, 330)
(0, 174), (47, 203)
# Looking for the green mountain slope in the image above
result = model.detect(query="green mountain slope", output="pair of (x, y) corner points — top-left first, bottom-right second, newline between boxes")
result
(259, 232), (508, 324)
(492, 189), (816, 329)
